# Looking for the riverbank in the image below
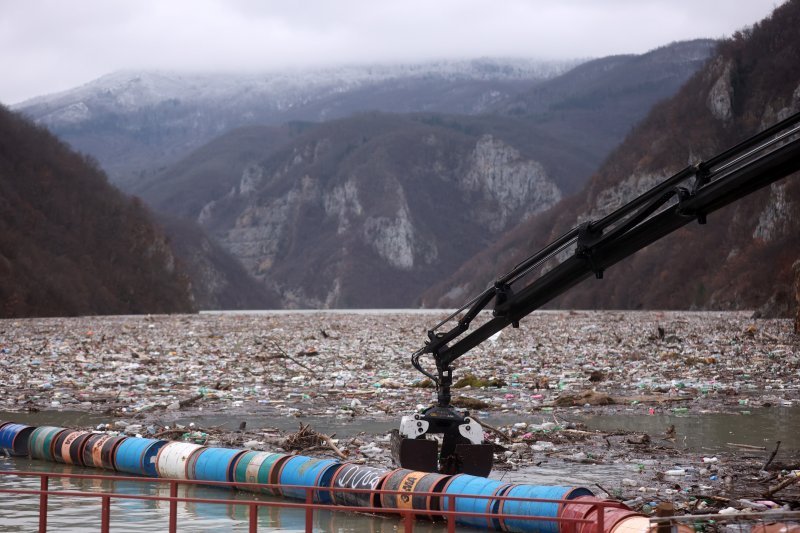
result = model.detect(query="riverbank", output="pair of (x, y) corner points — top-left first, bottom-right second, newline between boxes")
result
(2, 310), (799, 517)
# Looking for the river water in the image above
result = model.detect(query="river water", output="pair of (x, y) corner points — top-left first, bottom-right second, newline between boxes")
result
(2, 407), (798, 531)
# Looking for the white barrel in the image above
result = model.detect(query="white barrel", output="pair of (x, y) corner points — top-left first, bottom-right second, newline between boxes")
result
(155, 442), (206, 479)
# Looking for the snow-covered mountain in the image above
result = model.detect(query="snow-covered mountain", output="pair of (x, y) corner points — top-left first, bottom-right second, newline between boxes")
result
(14, 58), (577, 187)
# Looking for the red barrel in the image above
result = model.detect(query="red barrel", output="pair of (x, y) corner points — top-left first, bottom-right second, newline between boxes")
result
(53, 430), (83, 463)
(580, 503), (640, 533)
(99, 436), (127, 470)
(560, 495), (605, 533)
(82, 434), (113, 467)
(67, 432), (93, 465)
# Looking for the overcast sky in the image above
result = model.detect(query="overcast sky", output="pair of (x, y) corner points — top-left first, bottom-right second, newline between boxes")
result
(0, 0), (782, 105)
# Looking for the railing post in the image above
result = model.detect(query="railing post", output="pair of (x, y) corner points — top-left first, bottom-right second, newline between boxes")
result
(169, 480), (178, 533)
(249, 502), (258, 533)
(447, 494), (456, 533)
(597, 501), (604, 533)
(38, 474), (48, 533)
(305, 488), (313, 533)
(403, 510), (414, 532)
(101, 495), (111, 533)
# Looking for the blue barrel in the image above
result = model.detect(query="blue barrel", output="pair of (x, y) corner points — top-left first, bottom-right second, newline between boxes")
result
(189, 447), (247, 483)
(277, 455), (341, 503)
(441, 474), (511, 529)
(498, 485), (594, 533)
(114, 438), (168, 477)
(0, 423), (35, 456)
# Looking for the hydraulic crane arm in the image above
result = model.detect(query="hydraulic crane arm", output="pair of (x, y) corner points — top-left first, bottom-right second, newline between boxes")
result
(393, 111), (800, 476)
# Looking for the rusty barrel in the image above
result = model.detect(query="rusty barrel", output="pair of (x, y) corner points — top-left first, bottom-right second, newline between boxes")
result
(380, 469), (452, 521)
(63, 431), (92, 465)
(81, 434), (127, 469)
(29, 426), (67, 461)
(276, 455), (341, 503)
(330, 463), (392, 508)
(81, 434), (111, 468)
(0, 423), (35, 456)
(498, 485), (594, 533)
(53, 429), (85, 463)
(99, 436), (127, 470)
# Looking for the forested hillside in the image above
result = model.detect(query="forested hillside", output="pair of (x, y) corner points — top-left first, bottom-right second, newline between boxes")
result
(0, 106), (195, 317)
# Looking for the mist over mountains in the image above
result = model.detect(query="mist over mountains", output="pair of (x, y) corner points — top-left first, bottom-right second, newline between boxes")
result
(14, 58), (575, 189)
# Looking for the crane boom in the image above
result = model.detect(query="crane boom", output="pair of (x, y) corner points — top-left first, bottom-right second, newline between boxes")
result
(392, 111), (800, 476)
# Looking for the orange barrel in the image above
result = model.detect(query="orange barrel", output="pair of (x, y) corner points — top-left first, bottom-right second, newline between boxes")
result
(29, 426), (68, 461)
(441, 474), (511, 530)
(66, 431), (93, 465)
(560, 495), (605, 533)
(610, 515), (651, 533)
(82, 434), (112, 467)
(99, 436), (127, 470)
(580, 504), (640, 533)
(329, 463), (392, 508)
(0, 423), (35, 456)
(155, 442), (206, 479)
(276, 455), (341, 503)
(498, 485), (594, 533)
(53, 430), (84, 463)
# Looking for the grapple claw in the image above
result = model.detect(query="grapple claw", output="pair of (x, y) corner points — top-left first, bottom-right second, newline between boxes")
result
(390, 406), (494, 476)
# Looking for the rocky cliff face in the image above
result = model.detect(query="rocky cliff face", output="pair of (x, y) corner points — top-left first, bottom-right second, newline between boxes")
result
(158, 115), (562, 308)
(131, 40), (716, 310)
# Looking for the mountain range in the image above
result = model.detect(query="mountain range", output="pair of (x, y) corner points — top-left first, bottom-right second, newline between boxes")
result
(123, 40), (713, 308)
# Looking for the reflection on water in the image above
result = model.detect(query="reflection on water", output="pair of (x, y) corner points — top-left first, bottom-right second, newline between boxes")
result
(582, 407), (800, 452)
(0, 457), (465, 532)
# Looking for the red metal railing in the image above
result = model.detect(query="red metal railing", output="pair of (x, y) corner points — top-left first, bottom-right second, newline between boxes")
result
(0, 470), (625, 533)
